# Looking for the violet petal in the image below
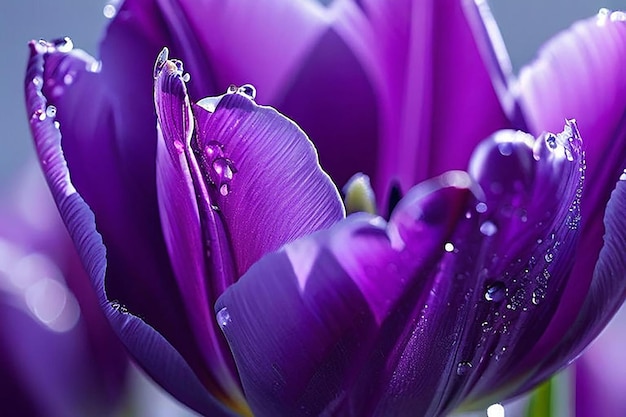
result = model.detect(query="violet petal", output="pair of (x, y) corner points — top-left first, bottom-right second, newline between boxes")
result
(25, 40), (235, 417)
(193, 89), (345, 277)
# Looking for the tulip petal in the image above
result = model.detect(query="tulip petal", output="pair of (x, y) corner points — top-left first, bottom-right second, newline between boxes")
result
(192, 88), (346, 277)
(26, 41), (235, 417)
(166, 0), (329, 101)
(216, 123), (585, 416)
(345, 0), (515, 203)
(513, 11), (626, 377)
(154, 54), (248, 410)
(215, 178), (473, 417)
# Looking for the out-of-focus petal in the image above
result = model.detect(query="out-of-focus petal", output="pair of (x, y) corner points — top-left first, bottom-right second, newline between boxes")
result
(342, 0), (515, 203)
(25, 40), (235, 417)
(216, 123), (585, 416)
(193, 88), (345, 277)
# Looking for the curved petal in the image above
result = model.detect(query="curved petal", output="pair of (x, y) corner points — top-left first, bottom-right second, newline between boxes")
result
(341, 0), (515, 203)
(513, 11), (626, 378)
(25, 40), (235, 417)
(192, 88), (346, 277)
(216, 123), (585, 416)
(154, 54), (247, 411)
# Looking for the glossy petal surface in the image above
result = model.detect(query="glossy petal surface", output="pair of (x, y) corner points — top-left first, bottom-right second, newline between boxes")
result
(25, 40), (235, 417)
(216, 124), (585, 416)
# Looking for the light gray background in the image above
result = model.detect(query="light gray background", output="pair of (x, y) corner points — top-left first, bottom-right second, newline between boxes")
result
(1, 0), (623, 190)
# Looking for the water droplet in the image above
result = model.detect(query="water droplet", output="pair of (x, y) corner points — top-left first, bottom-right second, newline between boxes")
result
(481, 321), (493, 333)
(63, 73), (74, 85)
(444, 242), (455, 253)
(32, 109), (45, 121)
(536, 238), (543, 244)
(54, 121), (60, 129)
(173, 140), (185, 152)
(476, 202), (488, 213)
(204, 141), (224, 160)
(110, 300), (128, 313)
(216, 307), (231, 329)
(32, 76), (43, 86)
(219, 183), (230, 196)
(545, 134), (557, 149)
(537, 269), (550, 286)
(51, 37), (73, 53)
(45, 105), (57, 118)
(564, 147), (574, 162)
(213, 158), (234, 181)
(620, 169), (626, 181)
(153, 47), (169, 79)
(497, 142), (513, 156)
(611, 11), (626, 22)
(182, 73), (191, 82)
(237, 84), (257, 100)
(480, 221), (498, 237)
(485, 282), (506, 302)
(227, 84), (237, 94)
(544, 250), (554, 263)
(103, 3), (117, 19)
(487, 404), (505, 417)
(456, 361), (473, 376)
(532, 287), (546, 305)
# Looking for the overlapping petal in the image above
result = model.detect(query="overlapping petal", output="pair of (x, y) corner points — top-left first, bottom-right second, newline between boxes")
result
(336, 0), (516, 204)
(154, 50), (345, 409)
(25, 40), (235, 416)
(506, 9), (626, 391)
(216, 123), (585, 416)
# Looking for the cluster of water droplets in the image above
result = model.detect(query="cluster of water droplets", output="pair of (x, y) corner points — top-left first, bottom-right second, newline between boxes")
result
(597, 8), (626, 25)
(201, 141), (238, 196)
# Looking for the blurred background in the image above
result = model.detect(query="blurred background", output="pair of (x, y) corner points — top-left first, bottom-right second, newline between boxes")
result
(0, 0), (625, 416)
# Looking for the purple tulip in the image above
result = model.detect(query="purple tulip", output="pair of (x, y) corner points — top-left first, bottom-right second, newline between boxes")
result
(0, 164), (128, 416)
(23, 0), (626, 416)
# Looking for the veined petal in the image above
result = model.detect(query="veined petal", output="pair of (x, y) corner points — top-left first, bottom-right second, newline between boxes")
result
(513, 11), (626, 380)
(154, 52), (248, 412)
(192, 86), (345, 277)
(216, 122), (585, 416)
(25, 41), (235, 417)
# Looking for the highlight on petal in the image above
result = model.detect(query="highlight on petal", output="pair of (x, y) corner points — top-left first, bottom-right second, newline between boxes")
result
(337, 0), (515, 207)
(25, 40), (236, 417)
(153, 49), (345, 412)
(216, 123), (586, 416)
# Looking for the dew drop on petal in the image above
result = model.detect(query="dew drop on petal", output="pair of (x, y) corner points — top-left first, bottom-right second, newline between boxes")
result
(182, 73), (191, 82)
(476, 202), (488, 213)
(103, 3), (117, 19)
(485, 282), (506, 302)
(444, 242), (455, 253)
(216, 307), (231, 329)
(237, 84), (257, 100)
(227, 84), (237, 94)
(545, 134), (557, 150)
(456, 361), (473, 376)
(153, 47), (169, 79)
(487, 404), (505, 417)
(619, 169), (626, 181)
(45, 105), (57, 118)
(52, 37), (73, 53)
(480, 221), (498, 237)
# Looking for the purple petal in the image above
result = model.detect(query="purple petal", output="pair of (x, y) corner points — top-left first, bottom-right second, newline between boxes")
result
(516, 12), (626, 304)
(345, 0), (515, 203)
(25, 40), (235, 417)
(192, 87), (345, 277)
(215, 122), (585, 416)
(154, 54), (247, 409)
(511, 11), (626, 384)
(166, 0), (330, 101)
